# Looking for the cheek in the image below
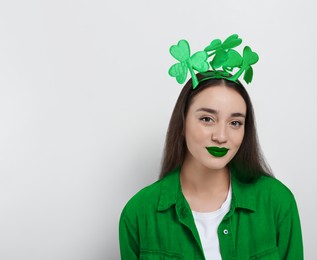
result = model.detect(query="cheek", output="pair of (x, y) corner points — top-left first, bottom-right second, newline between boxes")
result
(185, 122), (210, 145)
(231, 129), (245, 148)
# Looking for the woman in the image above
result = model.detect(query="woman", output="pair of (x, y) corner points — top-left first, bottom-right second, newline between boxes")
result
(119, 35), (303, 259)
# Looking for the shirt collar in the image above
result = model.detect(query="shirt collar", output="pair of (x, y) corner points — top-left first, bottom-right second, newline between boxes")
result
(230, 167), (256, 212)
(157, 167), (181, 211)
(157, 166), (256, 212)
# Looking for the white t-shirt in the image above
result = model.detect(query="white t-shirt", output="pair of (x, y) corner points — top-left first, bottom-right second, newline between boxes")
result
(192, 184), (232, 260)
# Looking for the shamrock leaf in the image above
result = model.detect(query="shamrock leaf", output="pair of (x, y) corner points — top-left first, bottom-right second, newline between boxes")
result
(204, 34), (242, 70)
(242, 46), (259, 66)
(168, 40), (191, 85)
(221, 34), (243, 49)
(169, 40), (190, 62)
(242, 46), (258, 83)
(244, 67), (254, 84)
(210, 50), (227, 69)
(191, 51), (209, 72)
(168, 62), (188, 84)
(223, 49), (243, 69)
(169, 39), (209, 88)
(204, 39), (222, 52)
(189, 51), (209, 88)
(229, 46), (259, 84)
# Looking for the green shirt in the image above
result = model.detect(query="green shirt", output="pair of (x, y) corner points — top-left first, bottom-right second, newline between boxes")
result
(119, 168), (303, 259)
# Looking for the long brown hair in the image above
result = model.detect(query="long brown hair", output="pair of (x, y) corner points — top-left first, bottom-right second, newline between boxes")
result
(159, 73), (273, 182)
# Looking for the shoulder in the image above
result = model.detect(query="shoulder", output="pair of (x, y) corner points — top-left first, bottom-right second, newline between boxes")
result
(252, 176), (298, 222)
(254, 176), (294, 200)
(120, 179), (163, 219)
(120, 168), (180, 219)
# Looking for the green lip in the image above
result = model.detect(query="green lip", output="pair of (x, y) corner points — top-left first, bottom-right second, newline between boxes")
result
(206, 146), (229, 157)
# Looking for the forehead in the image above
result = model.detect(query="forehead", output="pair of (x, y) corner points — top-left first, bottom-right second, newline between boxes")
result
(190, 86), (246, 113)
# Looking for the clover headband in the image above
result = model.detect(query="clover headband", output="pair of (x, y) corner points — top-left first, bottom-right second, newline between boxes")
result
(168, 34), (259, 89)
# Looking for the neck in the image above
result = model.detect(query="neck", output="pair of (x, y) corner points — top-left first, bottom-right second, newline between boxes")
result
(180, 155), (230, 193)
(180, 154), (230, 212)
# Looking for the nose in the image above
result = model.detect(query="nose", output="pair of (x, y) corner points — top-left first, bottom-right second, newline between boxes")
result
(211, 123), (228, 144)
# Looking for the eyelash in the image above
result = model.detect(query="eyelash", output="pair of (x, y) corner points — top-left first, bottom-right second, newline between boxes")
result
(199, 117), (243, 128)
(230, 121), (243, 128)
(200, 117), (214, 123)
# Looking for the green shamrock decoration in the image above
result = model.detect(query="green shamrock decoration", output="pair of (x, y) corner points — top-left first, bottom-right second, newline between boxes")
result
(168, 40), (209, 89)
(168, 34), (259, 88)
(204, 34), (242, 70)
(228, 46), (259, 84)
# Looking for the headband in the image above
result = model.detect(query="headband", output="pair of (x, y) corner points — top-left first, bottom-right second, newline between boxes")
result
(168, 34), (259, 89)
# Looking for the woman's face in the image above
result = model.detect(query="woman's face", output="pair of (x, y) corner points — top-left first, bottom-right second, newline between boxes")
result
(184, 85), (246, 171)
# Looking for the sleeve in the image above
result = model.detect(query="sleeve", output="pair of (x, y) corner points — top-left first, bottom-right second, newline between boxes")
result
(119, 208), (139, 260)
(277, 195), (304, 259)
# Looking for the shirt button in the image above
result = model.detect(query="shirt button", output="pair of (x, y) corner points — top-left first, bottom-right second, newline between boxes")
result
(223, 229), (229, 235)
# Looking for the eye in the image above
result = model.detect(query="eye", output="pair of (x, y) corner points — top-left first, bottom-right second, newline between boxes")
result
(200, 117), (214, 123)
(230, 121), (243, 128)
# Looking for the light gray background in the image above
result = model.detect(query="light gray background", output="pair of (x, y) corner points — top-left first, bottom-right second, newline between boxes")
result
(0, 0), (315, 259)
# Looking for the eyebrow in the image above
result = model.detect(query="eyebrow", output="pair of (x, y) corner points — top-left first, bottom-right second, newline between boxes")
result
(196, 108), (246, 118)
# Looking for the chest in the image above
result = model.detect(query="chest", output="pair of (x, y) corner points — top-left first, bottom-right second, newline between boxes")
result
(138, 207), (279, 259)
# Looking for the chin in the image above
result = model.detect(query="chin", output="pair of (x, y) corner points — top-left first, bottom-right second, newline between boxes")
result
(202, 159), (230, 171)
(205, 153), (236, 170)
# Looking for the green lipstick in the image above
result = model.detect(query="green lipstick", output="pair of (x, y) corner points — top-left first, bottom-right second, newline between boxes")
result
(206, 146), (229, 157)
